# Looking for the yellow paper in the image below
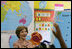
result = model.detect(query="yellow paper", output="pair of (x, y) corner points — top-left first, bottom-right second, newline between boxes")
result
(34, 1), (71, 9)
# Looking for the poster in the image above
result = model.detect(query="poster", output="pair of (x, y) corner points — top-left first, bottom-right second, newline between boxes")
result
(34, 9), (54, 44)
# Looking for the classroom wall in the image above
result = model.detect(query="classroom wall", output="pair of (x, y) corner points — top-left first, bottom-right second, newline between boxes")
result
(1, 1), (71, 48)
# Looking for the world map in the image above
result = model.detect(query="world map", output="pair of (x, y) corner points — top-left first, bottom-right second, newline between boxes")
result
(1, 1), (33, 32)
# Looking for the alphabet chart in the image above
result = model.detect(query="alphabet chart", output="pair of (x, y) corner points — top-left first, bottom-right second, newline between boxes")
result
(34, 9), (54, 43)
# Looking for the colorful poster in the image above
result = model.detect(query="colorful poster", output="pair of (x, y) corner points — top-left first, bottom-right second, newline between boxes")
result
(34, 9), (54, 44)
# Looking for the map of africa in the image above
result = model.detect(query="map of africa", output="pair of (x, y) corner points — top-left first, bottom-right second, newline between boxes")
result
(1, 1), (33, 32)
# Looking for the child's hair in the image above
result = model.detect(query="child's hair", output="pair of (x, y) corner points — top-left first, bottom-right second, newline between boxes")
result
(31, 32), (42, 42)
(15, 26), (28, 38)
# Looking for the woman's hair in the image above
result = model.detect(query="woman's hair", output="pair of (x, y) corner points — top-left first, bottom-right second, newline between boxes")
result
(15, 26), (28, 38)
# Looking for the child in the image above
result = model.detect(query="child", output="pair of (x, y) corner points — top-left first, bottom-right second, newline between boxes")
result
(52, 23), (67, 48)
(35, 23), (67, 48)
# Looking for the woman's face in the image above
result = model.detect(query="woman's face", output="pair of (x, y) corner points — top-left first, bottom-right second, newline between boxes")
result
(19, 28), (28, 40)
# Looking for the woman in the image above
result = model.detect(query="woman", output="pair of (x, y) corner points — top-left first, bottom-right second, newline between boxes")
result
(13, 26), (35, 48)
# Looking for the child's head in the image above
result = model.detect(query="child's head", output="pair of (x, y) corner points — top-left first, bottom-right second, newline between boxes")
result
(31, 32), (42, 42)
(15, 26), (28, 40)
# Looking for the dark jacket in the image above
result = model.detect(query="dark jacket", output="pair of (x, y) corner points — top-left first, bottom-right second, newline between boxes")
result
(35, 40), (55, 48)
